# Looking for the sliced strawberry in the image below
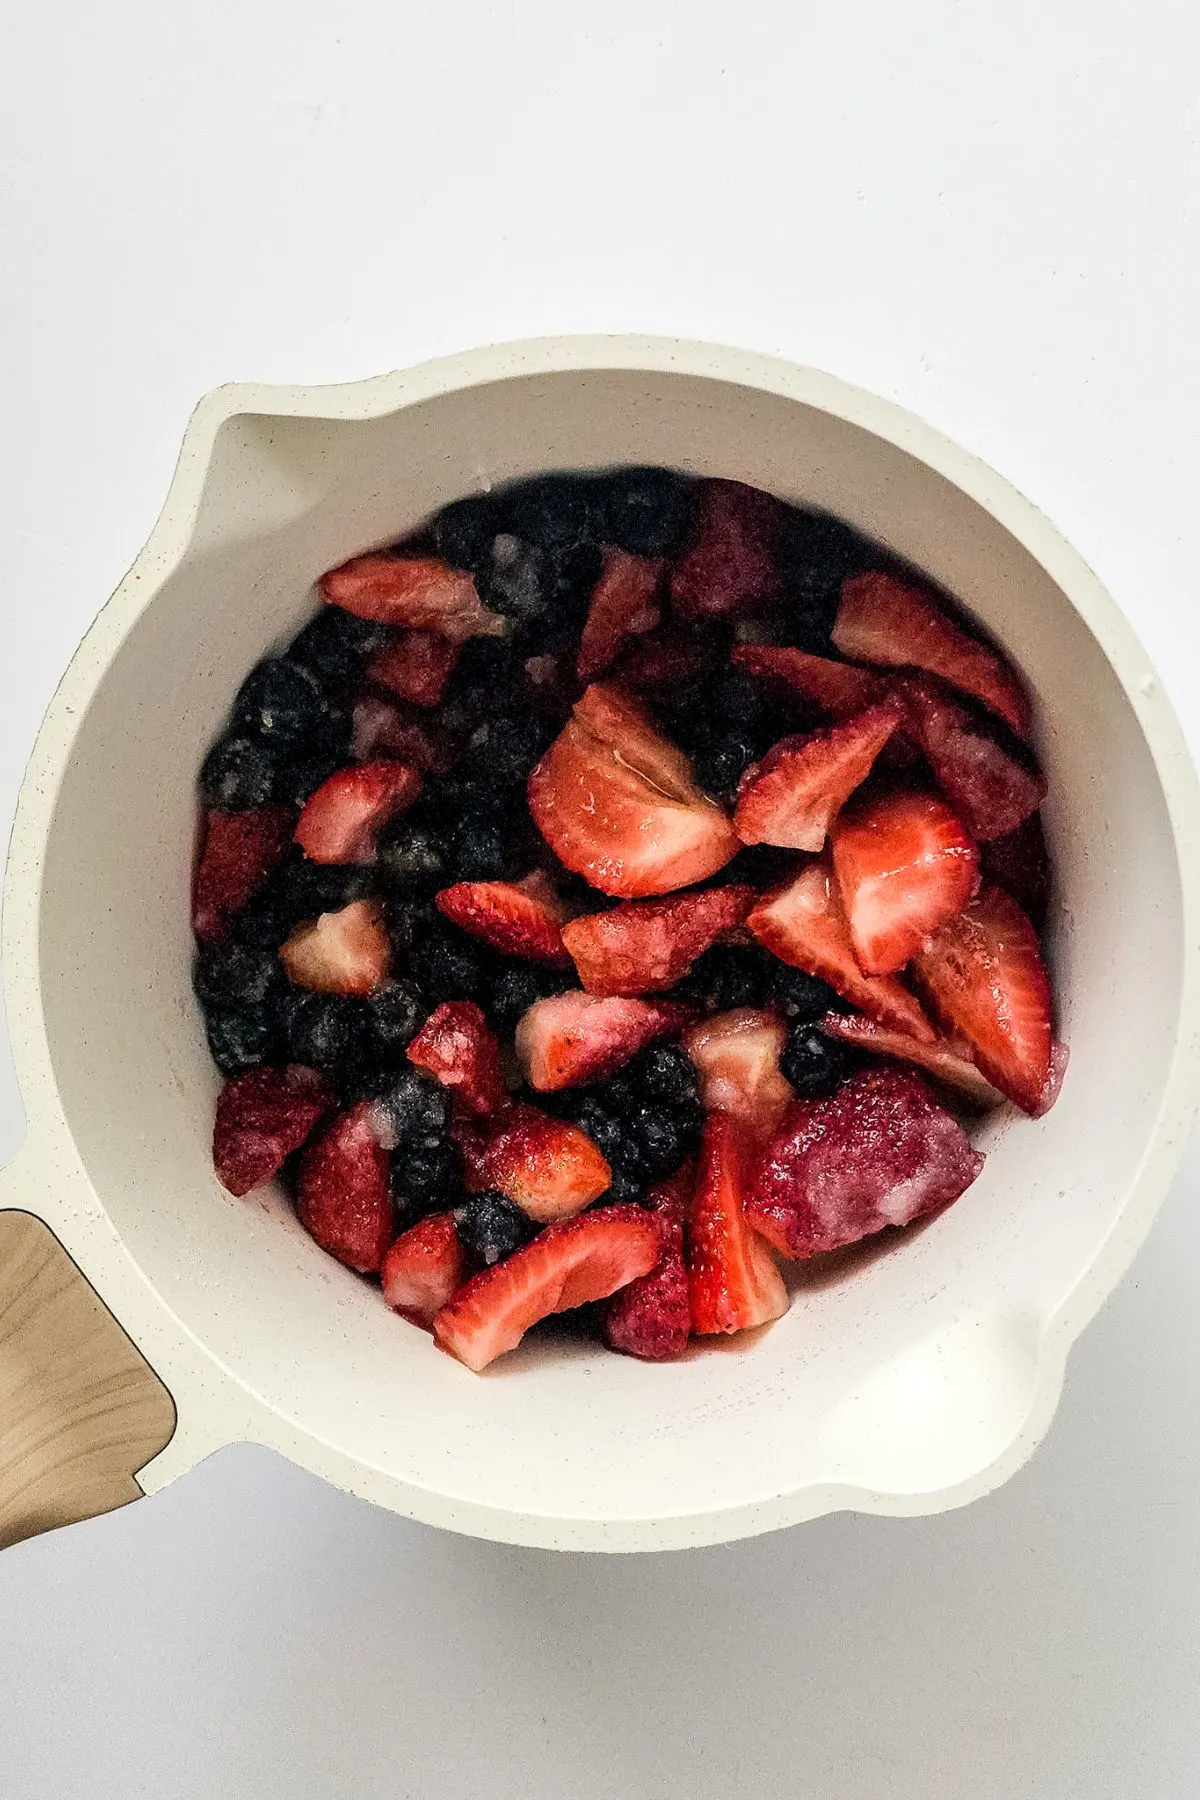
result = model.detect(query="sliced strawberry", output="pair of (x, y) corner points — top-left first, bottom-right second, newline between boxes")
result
(367, 630), (461, 707)
(576, 549), (664, 680)
(733, 703), (902, 852)
(192, 806), (294, 942)
(687, 1110), (789, 1335)
(406, 1000), (507, 1118)
(834, 572), (1031, 737)
(462, 1102), (612, 1222)
(320, 554), (505, 641)
(748, 1067), (984, 1258)
(670, 479), (789, 618)
(436, 872), (570, 965)
(831, 788), (979, 975)
(528, 682), (739, 897)
(732, 644), (889, 720)
(683, 1008), (793, 1143)
(912, 885), (1052, 1114)
(514, 990), (694, 1091)
(610, 624), (721, 694)
(350, 694), (456, 772)
(296, 1100), (393, 1272)
(561, 884), (755, 996)
(382, 1212), (466, 1325)
(816, 1011), (1004, 1108)
(896, 677), (1045, 842)
(295, 759), (421, 864)
(280, 898), (391, 996)
(212, 1064), (336, 1197)
(747, 862), (936, 1041)
(433, 1205), (660, 1371)
(605, 1163), (693, 1360)
(1034, 1041), (1069, 1117)
(979, 812), (1051, 927)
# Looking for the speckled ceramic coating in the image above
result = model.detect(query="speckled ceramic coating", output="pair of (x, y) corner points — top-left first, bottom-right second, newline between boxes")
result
(2, 337), (1198, 1551)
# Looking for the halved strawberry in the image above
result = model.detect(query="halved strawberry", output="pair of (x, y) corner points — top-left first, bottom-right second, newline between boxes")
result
(295, 759), (421, 864)
(670, 479), (789, 618)
(280, 898), (391, 996)
(748, 1067), (984, 1258)
(834, 572), (1031, 737)
(561, 884), (755, 996)
(683, 1008), (793, 1143)
(367, 630), (461, 707)
(514, 990), (694, 1091)
(461, 1102), (612, 1222)
(733, 703), (902, 852)
(406, 1001), (507, 1118)
(912, 885), (1052, 1114)
(747, 862), (936, 1041)
(576, 549), (664, 680)
(436, 872), (570, 965)
(604, 1162), (693, 1360)
(979, 811), (1051, 927)
(212, 1064), (336, 1196)
(816, 1011), (1004, 1108)
(320, 554), (505, 641)
(351, 694), (456, 772)
(296, 1100), (393, 1272)
(382, 1212), (466, 1325)
(433, 1205), (660, 1371)
(528, 683), (739, 897)
(192, 806), (294, 942)
(732, 644), (889, 720)
(687, 1110), (789, 1335)
(896, 677), (1046, 842)
(831, 788), (979, 975)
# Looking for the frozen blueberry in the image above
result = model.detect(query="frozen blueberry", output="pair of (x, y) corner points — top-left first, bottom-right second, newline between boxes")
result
(629, 1104), (694, 1181)
(438, 636), (522, 730)
(462, 713), (551, 792)
(676, 944), (772, 1013)
(376, 821), (448, 895)
(367, 980), (427, 1057)
(379, 1067), (450, 1150)
(637, 1044), (699, 1108)
(202, 1001), (275, 1075)
(193, 942), (280, 1010)
(479, 534), (551, 623)
(232, 657), (336, 750)
(446, 812), (523, 882)
(432, 493), (501, 573)
(780, 1022), (852, 1099)
(488, 960), (567, 1033)
(200, 732), (279, 808)
(394, 1138), (463, 1206)
(769, 963), (843, 1023)
(505, 474), (600, 550)
(409, 928), (492, 1005)
(455, 1191), (535, 1267)
(280, 990), (356, 1075)
(778, 510), (874, 646)
(572, 1095), (629, 1170)
(274, 743), (344, 807)
(691, 729), (760, 804)
(286, 608), (378, 690)
(599, 467), (697, 558)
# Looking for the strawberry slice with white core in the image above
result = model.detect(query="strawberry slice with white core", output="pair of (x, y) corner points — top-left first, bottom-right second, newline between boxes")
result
(834, 572), (1031, 738)
(831, 788), (979, 976)
(576, 549), (664, 680)
(382, 1212), (466, 1325)
(816, 1010), (1004, 1108)
(747, 863), (936, 1042)
(896, 677), (1046, 843)
(733, 702), (902, 853)
(748, 1067), (985, 1259)
(320, 554), (506, 641)
(561, 884), (755, 996)
(732, 644), (890, 720)
(461, 1101), (612, 1222)
(683, 1008), (793, 1143)
(912, 885), (1052, 1114)
(527, 682), (739, 897)
(296, 1101), (393, 1273)
(367, 631), (461, 707)
(436, 872), (570, 965)
(515, 989), (694, 1091)
(433, 1205), (660, 1372)
(406, 1001), (508, 1118)
(605, 1162), (693, 1361)
(295, 759), (421, 864)
(687, 1110), (789, 1335)
(280, 898), (391, 996)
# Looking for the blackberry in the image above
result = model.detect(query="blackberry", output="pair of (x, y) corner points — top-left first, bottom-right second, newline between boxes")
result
(379, 1067), (449, 1149)
(280, 990), (357, 1076)
(202, 1000), (275, 1075)
(447, 811), (523, 882)
(599, 467), (697, 558)
(286, 607), (378, 691)
(376, 820), (448, 895)
(769, 963), (843, 1023)
(455, 1191), (535, 1267)
(691, 729), (760, 804)
(432, 493), (502, 573)
(505, 474), (601, 550)
(676, 944), (773, 1013)
(628, 1103), (696, 1181)
(232, 657), (341, 752)
(200, 732), (278, 809)
(637, 1044), (699, 1108)
(367, 980), (427, 1057)
(410, 928), (492, 1005)
(394, 1138), (463, 1206)
(781, 1022), (852, 1099)
(488, 960), (567, 1032)
(193, 942), (280, 1010)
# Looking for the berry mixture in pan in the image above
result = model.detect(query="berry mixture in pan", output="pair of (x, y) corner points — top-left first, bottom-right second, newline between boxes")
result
(194, 469), (1063, 1371)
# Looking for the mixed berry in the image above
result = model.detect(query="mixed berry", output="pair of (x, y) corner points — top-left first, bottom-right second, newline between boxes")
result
(193, 469), (1062, 1373)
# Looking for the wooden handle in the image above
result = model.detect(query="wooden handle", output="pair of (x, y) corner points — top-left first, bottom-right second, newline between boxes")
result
(0, 1209), (177, 1549)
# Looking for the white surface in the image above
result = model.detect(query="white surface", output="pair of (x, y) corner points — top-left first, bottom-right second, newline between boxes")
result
(1, 0), (1198, 1791)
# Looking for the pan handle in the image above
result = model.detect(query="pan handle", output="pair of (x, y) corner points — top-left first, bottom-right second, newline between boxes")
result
(0, 1204), (177, 1549)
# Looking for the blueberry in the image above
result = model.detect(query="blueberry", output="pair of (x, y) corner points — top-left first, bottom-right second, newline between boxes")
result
(479, 534), (551, 623)
(708, 666), (774, 732)
(505, 474), (600, 550)
(778, 511), (874, 647)
(638, 1044), (699, 1107)
(572, 1096), (630, 1170)
(394, 1139), (463, 1206)
(274, 744), (344, 806)
(286, 608), (378, 690)
(769, 963), (842, 1023)
(676, 945), (772, 1013)
(447, 812), (522, 882)
(691, 729), (760, 804)
(625, 1105), (688, 1180)
(488, 960), (567, 1032)
(409, 929), (492, 1005)
(193, 942), (280, 1009)
(200, 732), (278, 808)
(604, 1167), (646, 1205)
(781, 1023), (852, 1099)
(232, 657), (336, 750)
(599, 467), (697, 558)
(379, 1067), (449, 1149)
(463, 713), (550, 792)
(376, 821), (448, 895)
(432, 494), (501, 573)
(280, 990), (356, 1074)
(202, 1001), (275, 1075)
(383, 893), (439, 955)
(367, 980), (427, 1057)
(455, 1191), (535, 1267)
(337, 1037), (406, 1103)
(236, 854), (369, 949)
(439, 636), (522, 730)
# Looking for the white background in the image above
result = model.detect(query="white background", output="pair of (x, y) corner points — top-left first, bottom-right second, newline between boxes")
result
(3, 3), (1200, 1794)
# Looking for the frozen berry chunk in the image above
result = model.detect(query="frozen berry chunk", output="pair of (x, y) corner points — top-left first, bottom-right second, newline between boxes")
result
(817, 1011), (1004, 1108)
(670, 479), (790, 618)
(979, 812), (1051, 927)
(406, 1001), (508, 1118)
(831, 788), (979, 975)
(320, 553), (505, 640)
(514, 990), (694, 1091)
(295, 759), (422, 864)
(733, 703), (902, 853)
(688, 1111), (789, 1335)
(382, 1212), (466, 1325)
(460, 1102), (612, 1222)
(896, 677), (1045, 842)
(296, 1100), (393, 1272)
(280, 898), (391, 996)
(367, 631), (461, 707)
(192, 806), (294, 942)
(212, 1064), (335, 1197)
(576, 549), (664, 680)
(436, 872), (570, 965)
(732, 643), (889, 720)
(605, 1163), (693, 1360)
(561, 885), (755, 997)
(683, 1008), (793, 1143)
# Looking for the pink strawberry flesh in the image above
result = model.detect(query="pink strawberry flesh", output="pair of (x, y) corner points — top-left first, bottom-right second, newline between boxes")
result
(817, 1010), (1004, 1108)
(212, 1064), (336, 1197)
(670, 479), (790, 618)
(576, 548), (664, 680)
(350, 694), (456, 772)
(749, 1066), (984, 1258)
(683, 1007), (793, 1143)
(461, 1101), (612, 1222)
(433, 1205), (660, 1371)
(406, 1000), (508, 1118)
(436, 872), (569, 965)
(295, 759), (421, 864)
(896, 677), (1045, 842)
(831, 787), (979, 975)
(514, 989), (694, 1091)
(688, 1110), (789, 1334)
(733, 703), (902, 852)
(280, 898), (391, 996)
(605, 1163), (693, 1360)
(367, 631), (461, 707)
(561, 884), (755, 996)
(732, 643), (889, 720)
(382, 1212), (466, 1325)
(320, 553), (505, 641)
(296, 1101), (393, 1272)
(192, 806), (294, 942)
